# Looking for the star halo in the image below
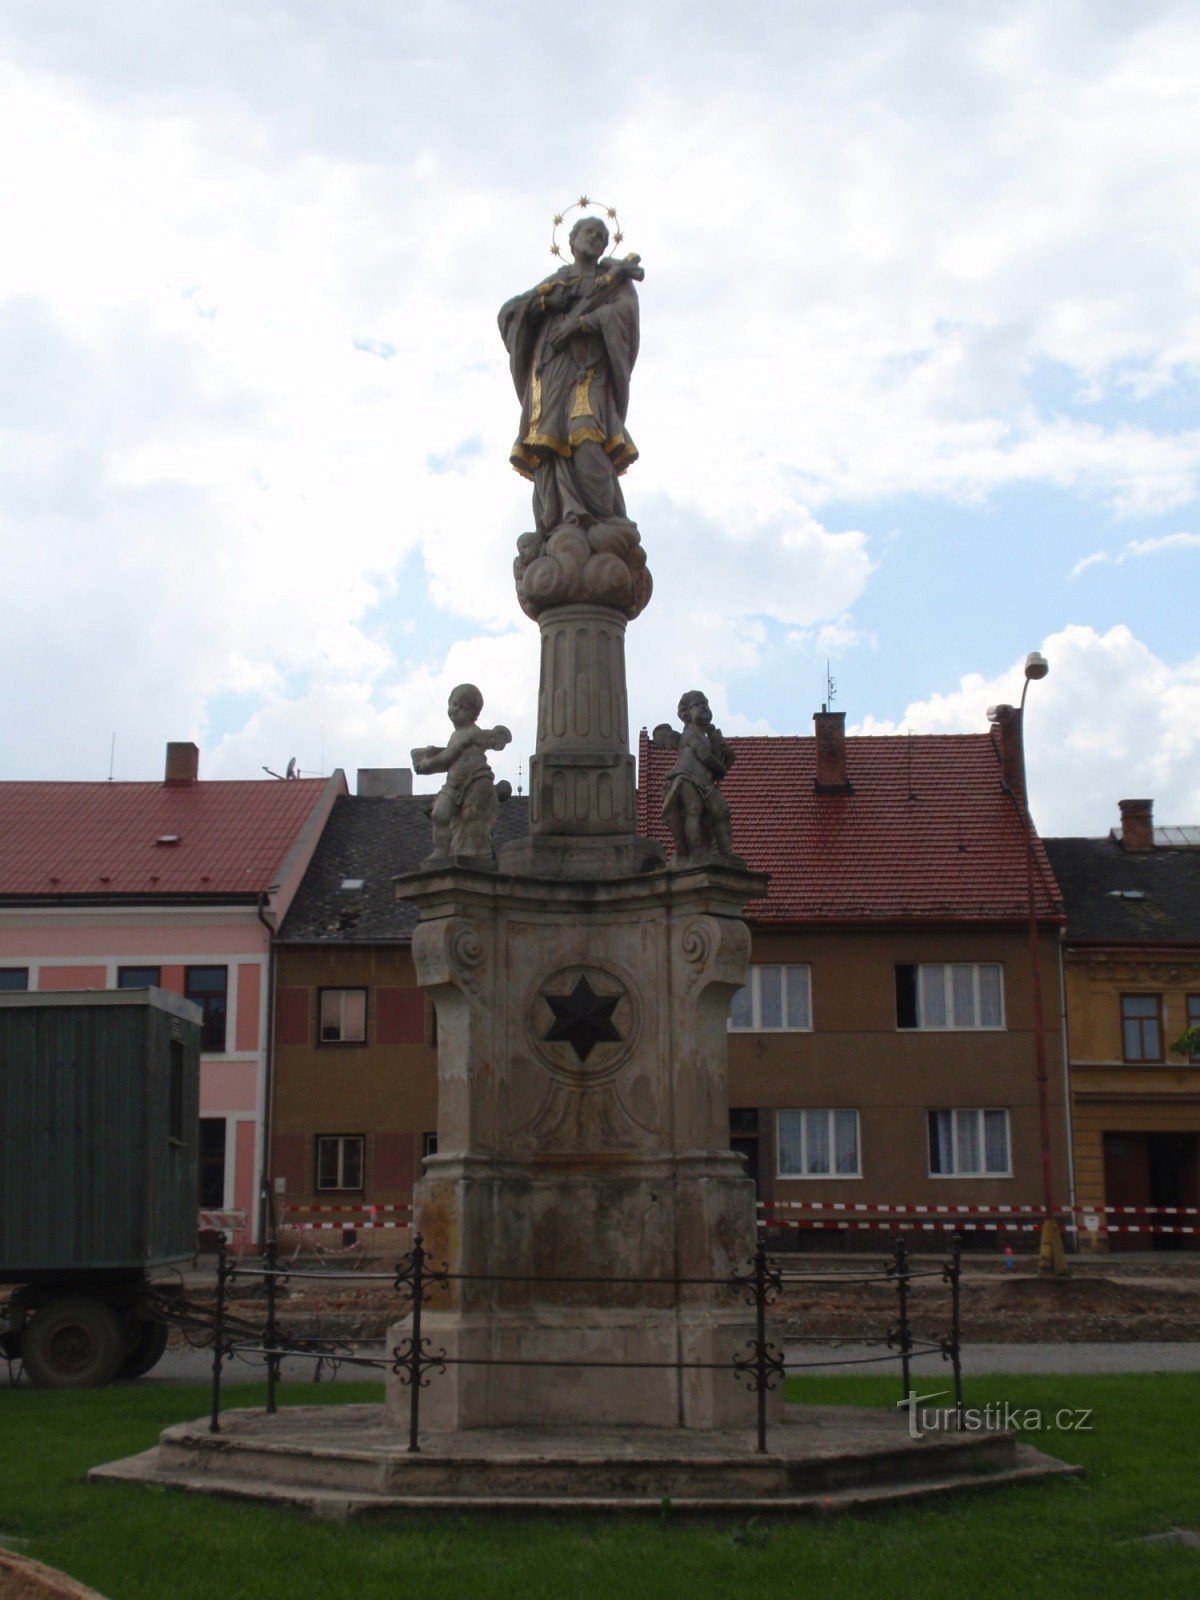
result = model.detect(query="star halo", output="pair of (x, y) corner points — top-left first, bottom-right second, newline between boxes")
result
(549, 196), (626, 259)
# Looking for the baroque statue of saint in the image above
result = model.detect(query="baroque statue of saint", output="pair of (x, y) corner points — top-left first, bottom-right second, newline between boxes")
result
(500, 212), (651, 620)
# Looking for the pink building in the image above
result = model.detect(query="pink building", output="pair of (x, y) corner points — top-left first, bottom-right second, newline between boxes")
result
(0, 743), (346, 1243)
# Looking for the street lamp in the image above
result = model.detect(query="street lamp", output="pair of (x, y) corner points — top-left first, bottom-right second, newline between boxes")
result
(1017, 651), (1067, 1276)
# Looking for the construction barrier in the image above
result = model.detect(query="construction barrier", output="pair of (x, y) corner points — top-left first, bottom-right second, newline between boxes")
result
(1075, 1204), (1198, 1237)
(758, 1199), (1199, 1238)
(198, 1209), (246, 1235)
(279, 1203), (413, 1232)
(261, 1199), (1197, 1243)
(758, 1200), (1059, 1235)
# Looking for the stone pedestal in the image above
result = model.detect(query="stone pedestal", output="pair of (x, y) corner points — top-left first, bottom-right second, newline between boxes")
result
(386, 862), (775, 1432)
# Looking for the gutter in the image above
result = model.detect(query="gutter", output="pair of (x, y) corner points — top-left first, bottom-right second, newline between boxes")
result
(256, 888), (279, 1249)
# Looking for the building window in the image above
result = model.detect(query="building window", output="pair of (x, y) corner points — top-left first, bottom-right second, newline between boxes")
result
(1188, 997), (1200, 1063)
(185, 966), (228, 1053)
(928, 1109), (1010, 1176)
(319, 988), (367, 1044)
(118, 965), (161, 989)
(777, 1109), (860, 1177)
(729, 965), (812, 1031)
(896, 963), (1004, 1030)
(1121, 994), (1163, 1063)
(0, 968), (28, 991)
(316, 1135), (364, 1193)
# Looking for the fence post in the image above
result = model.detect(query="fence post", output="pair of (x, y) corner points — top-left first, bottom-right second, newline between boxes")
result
(407, 1234), (426, 1453)
(890, 1236), (913, 1405)
(264, 1234), (280, 1416)
(732, 1243), (784, 1455)
(753, 1241), (771, 1455)
(944, 1232), (964, 1422)
(209, 1236), (228, 1434)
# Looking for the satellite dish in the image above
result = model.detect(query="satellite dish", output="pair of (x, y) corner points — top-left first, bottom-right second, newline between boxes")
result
(285, 757), (298, 779)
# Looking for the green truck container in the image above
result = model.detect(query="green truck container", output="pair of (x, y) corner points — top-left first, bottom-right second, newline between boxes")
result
(0, 988), (201, 1386)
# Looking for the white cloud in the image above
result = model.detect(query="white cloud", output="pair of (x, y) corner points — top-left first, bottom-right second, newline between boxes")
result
(0, 2), (1198, 822)
(853, 625), (1200, 836)
(1071, 530), (1200, 576)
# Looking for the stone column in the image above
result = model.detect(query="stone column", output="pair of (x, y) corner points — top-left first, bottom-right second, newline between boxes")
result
(500, 603), (660, 878)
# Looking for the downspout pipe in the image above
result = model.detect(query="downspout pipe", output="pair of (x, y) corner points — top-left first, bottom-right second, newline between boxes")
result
(256, 888), (279, 1248)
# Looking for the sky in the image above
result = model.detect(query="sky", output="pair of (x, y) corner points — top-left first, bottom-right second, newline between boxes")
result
(1, 0), (1198, 838)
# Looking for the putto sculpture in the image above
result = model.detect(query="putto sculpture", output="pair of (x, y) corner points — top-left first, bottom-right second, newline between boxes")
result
(500, 200), (651, 620)
(411, 684), (512, 862)
(653, 690), (740, 864)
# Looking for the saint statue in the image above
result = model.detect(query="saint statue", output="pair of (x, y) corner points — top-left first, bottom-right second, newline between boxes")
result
(499, 212), (651, 620)
(499, 214), (642, 534)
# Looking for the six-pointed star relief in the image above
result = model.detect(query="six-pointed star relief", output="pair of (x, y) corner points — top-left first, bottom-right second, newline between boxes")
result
(542, 973), (622, 1064)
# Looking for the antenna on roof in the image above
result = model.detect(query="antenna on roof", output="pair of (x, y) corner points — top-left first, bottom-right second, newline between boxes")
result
(824, 659), (837, 713)
(517, 758), (524, 797)
(107, 734), (115, 782)
(285, 757), (298, 780)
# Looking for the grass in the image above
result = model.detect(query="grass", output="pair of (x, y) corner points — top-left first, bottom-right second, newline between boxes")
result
(0, 1373), (1197, 1600)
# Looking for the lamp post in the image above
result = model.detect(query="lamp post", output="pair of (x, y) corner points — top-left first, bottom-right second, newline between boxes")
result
(1016, 651), (1068, 1276)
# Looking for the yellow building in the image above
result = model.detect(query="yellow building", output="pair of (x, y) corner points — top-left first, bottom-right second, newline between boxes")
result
(1046, 800), (1200, 1252)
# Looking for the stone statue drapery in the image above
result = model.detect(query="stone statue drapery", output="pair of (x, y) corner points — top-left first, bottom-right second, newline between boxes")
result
(499, 216), (640, 535)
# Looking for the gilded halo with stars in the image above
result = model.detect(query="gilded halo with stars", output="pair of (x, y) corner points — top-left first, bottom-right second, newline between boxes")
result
(549, 197), (625, 259)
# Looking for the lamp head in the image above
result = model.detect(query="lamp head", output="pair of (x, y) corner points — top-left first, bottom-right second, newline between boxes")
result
(1024, 651), (1049, 682)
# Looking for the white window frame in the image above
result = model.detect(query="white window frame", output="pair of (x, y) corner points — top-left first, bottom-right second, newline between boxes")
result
(318, 987), (368, 1045)
(776, 1109), (861, 1179)
(315, 1134), (365, 1192)
(899, 962), (1005, 1031)
(928, 1108), (1011, 1178)
(728, 964), (812, 1032)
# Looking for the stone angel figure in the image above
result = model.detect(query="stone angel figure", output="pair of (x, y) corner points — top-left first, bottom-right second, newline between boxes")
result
(651, 690), (740, 864)
(412, 684), (512, 862)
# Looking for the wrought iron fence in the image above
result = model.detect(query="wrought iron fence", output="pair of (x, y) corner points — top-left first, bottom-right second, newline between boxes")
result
(206, 1233), (964, 1455)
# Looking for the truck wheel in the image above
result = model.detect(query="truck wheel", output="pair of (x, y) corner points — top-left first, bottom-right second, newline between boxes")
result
(118, 1316), (169, 1380)
(21, 1297), (124, 1388)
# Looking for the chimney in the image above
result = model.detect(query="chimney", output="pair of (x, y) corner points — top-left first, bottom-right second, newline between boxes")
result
(813, 710), (852, 794)
(1118, 798), (1154, 853)
(164, 741), (199, 786)
(356, 768), (414, 798)
(989, 704), (1025, 796)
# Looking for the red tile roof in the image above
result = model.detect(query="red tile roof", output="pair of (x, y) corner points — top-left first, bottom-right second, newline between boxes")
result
(637, 729), (1062, 925)
(0, 779), (337, 899)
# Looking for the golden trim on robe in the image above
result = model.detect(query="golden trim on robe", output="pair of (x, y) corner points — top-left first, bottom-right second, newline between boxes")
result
(570, 367), (595, 420)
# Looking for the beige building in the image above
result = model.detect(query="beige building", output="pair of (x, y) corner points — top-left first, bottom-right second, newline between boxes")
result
(640, 712), (1069, 1246)
(267, 714), (1071, 1252)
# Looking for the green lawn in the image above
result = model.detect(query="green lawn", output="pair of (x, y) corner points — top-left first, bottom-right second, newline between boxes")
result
(0, 1374), (1197, 1600)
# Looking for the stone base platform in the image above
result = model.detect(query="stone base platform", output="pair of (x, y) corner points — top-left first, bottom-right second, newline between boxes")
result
(90, 1404), (1080, 1519)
